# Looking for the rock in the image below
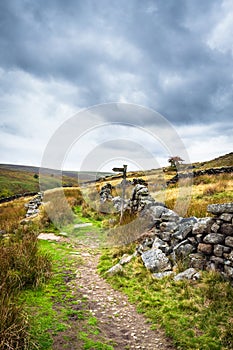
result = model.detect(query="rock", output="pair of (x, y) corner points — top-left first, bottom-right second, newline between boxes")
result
(188, 237), (197, 245)
(225, 236), (233, 248)
(213, 244), (225, 257)
(74, 223), (93, 228)
(189, 253), (207, 270)
(141, 249), (171, 272)
(224, 265), (233, 279)
(106, 263), (123, 276)
(198, 243), (212, 254)
(192, 218), (212, 235)
(207, 203), (233, 214)
(99, 183), (113, 203)
(158, 231), (171, 242)
(149, 205), (168, 219)
(175, 243), (194, 257)
(160, 222), (178, 232)
(178, 217), (197, 239)
(59, 232), (68, 236)
(152, 271), (174, 279)
(174, 268), (200, 281)
(119, 254), (134, 265)
(161, 209), (179, 222)
(196, 234), (203, 243)
(38, 233), (61, 241)
(203, 233), (225, 244)
(219, 213), (233, 222)
(210, 256), (224, 267)
(137, 186), (149, 196)
(220, 224), (233, 236)
(152, 237), (169, 253)
(211, 223), (220, 233)
(112, 196), (129, 212)
(228, 251), (233, 262)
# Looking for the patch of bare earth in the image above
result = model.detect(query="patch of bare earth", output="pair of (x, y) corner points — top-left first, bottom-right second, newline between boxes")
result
(42, 231), (175, 349)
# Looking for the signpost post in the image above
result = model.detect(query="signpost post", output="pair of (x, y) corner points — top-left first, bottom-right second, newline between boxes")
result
(112, 164), (127, 224)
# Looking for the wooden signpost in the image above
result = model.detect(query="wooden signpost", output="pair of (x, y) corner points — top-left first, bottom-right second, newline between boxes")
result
(112, 164), (127, 223)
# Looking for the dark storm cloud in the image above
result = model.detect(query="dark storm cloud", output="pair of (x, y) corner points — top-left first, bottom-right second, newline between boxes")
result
(1, 0), (233, 125)
(0, 0), (232, 168)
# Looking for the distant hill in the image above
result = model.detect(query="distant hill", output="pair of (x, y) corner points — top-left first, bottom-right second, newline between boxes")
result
(0, 164), (113, 199)
(192, 152), (233, 169)
(0, 152), (232, 199)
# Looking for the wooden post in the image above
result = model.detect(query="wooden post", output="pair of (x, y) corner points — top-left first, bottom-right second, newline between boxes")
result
(112, 164), (127, 224)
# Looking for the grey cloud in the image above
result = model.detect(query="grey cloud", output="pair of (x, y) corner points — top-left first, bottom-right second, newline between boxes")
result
(0, 0), (232, 168)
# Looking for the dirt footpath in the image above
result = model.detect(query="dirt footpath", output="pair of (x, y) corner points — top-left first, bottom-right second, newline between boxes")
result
(71, 248), (175, 350)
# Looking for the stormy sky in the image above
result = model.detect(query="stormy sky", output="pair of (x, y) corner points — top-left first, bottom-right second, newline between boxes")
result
(0, 0), (232, 171)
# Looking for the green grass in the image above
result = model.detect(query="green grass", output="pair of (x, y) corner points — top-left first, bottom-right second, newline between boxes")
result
(98, 248), (233, 350)
(79, 331), (114, 350)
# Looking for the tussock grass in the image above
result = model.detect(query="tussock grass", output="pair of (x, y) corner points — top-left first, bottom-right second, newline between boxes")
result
(0, 294), (31, 350)
(0, 199), (26, 232)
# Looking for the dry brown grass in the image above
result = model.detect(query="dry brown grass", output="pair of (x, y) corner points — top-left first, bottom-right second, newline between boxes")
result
(161, 174), (233, 217)
(0, 198), (27, 233)
(42, 187), (83, 228)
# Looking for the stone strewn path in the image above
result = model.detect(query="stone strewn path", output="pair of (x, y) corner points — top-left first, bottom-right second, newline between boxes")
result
(71, 248), (175, 350)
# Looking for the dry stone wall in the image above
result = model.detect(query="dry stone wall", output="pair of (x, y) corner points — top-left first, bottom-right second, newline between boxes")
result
(100, 183), (233, 281)
(137, 201), (233, 280)
(167, 166), (233, 185)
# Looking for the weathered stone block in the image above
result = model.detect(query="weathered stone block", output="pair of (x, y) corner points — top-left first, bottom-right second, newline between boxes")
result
(160, 222), (178, 232)
(211, 223), (220, 233)
(227, 251), (233, 262)
(188, 237), (197, 245)
(210, 256), (224, 266)
(220, 213), (233, 222)
(174, 268), (200, 281)
(152, 237), (169, 252)
(152, 271), (174, 279)
(161, 209), (179, 222)
(207, 203), (233, 214)
(192, 218), (212, 235)
(220, 224), (233, 236)
(225, 236), (233, 247)
(224, 265), (233, 279)
(178, 217), (197, 239)
(198, 243), (212, 254)
(158, 231), (171, 242)
(149, 205), (168, 219)
(203, 233), (224, 244)
(106, 263), (123, 276)
(175, 243), (194, 257)
(213, 244), (225, 257)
